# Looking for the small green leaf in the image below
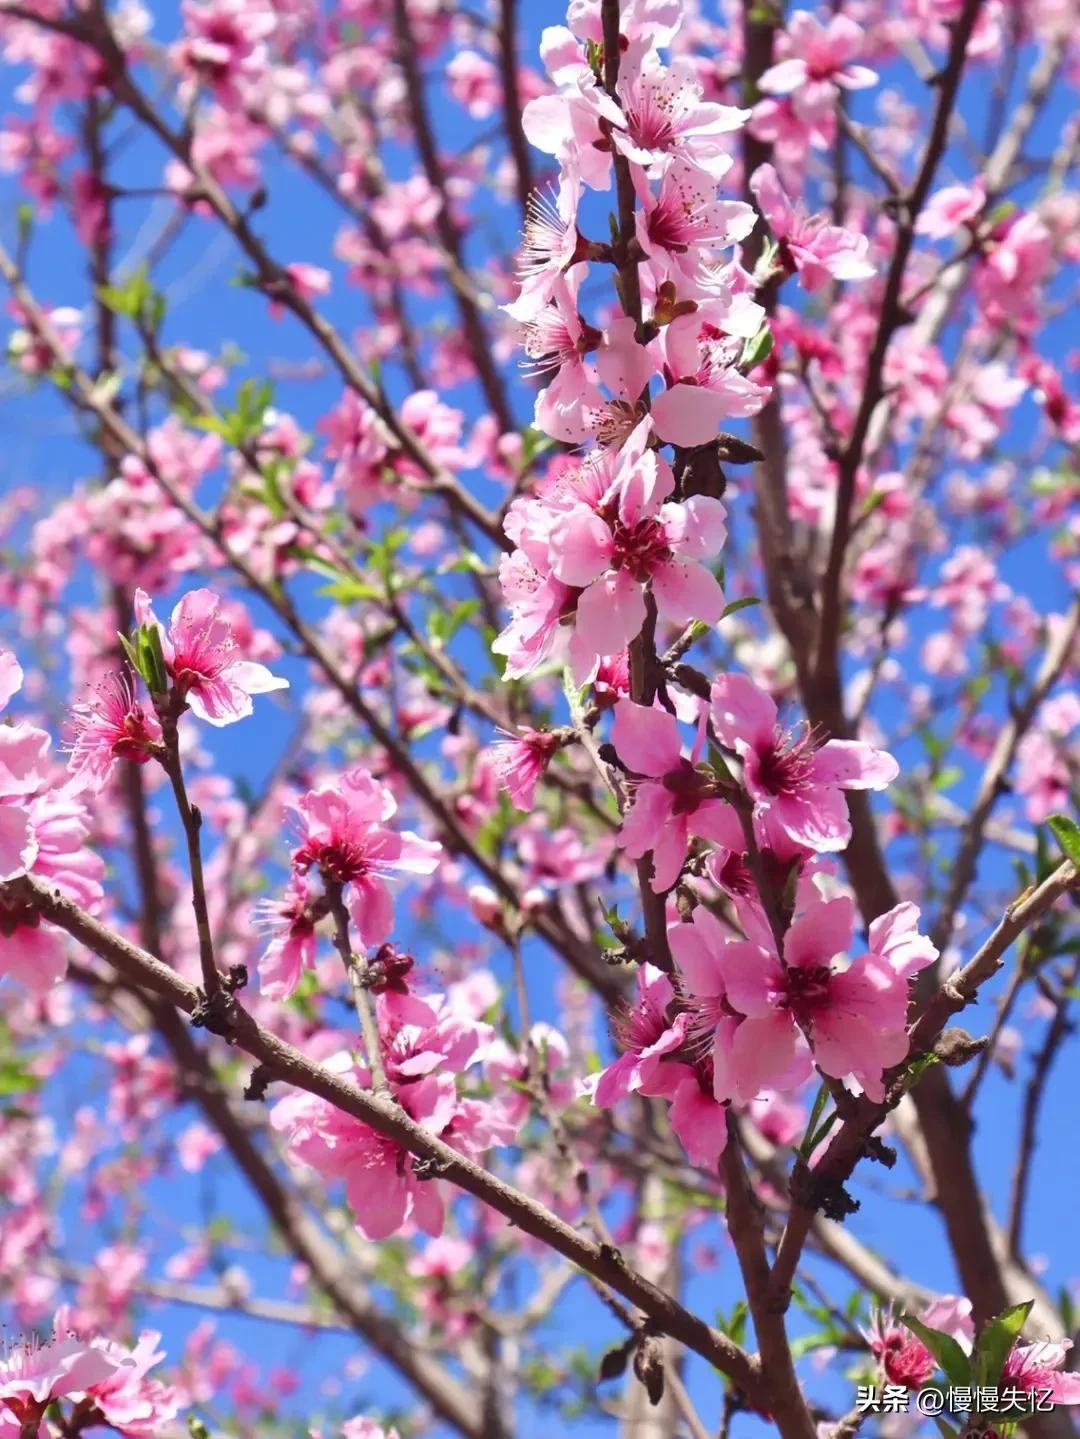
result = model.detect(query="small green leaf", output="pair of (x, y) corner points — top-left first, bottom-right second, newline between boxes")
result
(900, 1315), (971, 1388)
(1047, 814), (1080, 868)
(739, 326), (773, 371)
(973, 1299), (1032, 1386)
(720, 595), (761, 621)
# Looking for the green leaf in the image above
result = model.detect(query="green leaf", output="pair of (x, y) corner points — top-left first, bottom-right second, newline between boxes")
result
(931, 1417), (960, 1439)
(117, 630), (145, 680)
(1047, 814), (1080, 868)
(739, 325), (773, 371)
(973, 1299), (1032, 1386)
(719, 595), (761, 621)
(798, 1083), (830, 1158)
(0, 1059), (41, 1096)
(900, 1315), (971, 1388)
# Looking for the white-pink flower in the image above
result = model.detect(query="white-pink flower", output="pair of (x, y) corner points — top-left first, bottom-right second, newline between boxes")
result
(750, 163), (875, 292)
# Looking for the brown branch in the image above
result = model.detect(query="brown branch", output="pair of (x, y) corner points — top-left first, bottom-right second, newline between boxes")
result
(766, 860), (1080, 1311)
(1, 872), (768, 1410)
(495, 0), (534, 218)
(389, 0), (517, 435)
(813, 0), (985, 697)
(1006, 956), (1079, 1257)
(723, 1117), (816, 1439)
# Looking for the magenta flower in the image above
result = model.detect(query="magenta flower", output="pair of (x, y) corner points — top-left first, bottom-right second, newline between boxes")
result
(702, 892), (933, 1103)
(66, 671), (163, 792)
(133, 587), (288, 726)
(290, 766), (441, 947)
(592, 964), (686, 1108)
(750, 163), (875, 293)
(612, 699), (743, 892)
(254, 873), (318, 1000)
(711, 672), (898, 854)
(549, 420), (729, 678)
(490, 728), (560, 811)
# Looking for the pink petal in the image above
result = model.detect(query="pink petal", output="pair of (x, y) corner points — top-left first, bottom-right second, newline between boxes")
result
(0, 650), (23, 711)
(611, 699), (683, 776)
(710, 672), (777, 750)
(668, 1073), (729, 1168)
(225, 659), (290, 696)
(574, 570), (647, 656)
(717, 940), (778, 1017)
(811, 739), (898, 790)
(651, 381), (731, 446)
(785, 896), (854, 969)
(669, 908), (726, 998)
(551, 510), (614, 586)
(757, 57), (809, 94)
(347, 876), (395, 947)
(651, 559), (725, 626)
(0, 803), (35, 880)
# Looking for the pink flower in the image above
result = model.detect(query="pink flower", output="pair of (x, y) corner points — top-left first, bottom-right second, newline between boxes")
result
(650, 315), (769, 445)
(172, 0), (276, 103)
(446, 48), (501, 119)
(635, 159), (757, 286)
(505, 172), (584, 324)
(866, 1308), (937, 1388)
(549, 420), (728, 677)
(255, 873), (319, 1000)
(0, 681), (49, 880)
(1002, 1338), (1080, 1405)
(758, 11), (877, 119)
(271, 263), (331, 318)
(0, 1328), (120, 1421)
(612, 700), (744, 892)
(610, 48), (749, 182)
(290, 767), (441, 947)
(66, 672), (163, 792)
(750, 163), (875, 292)
(915, 180), (986, 240)
(0, 651), (22, 711)
(704, 892), (934, 1103)
(271, 1056), (453, 1241)
(84, 1332), (180, 1436)
(491, 728), (560, 811)
(649, 1061), (730, 1168)
(711, 672), (898, 854)
(133, 588), (288, 726)
(592, 965), (686, 1107)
